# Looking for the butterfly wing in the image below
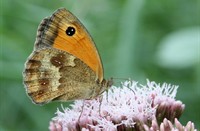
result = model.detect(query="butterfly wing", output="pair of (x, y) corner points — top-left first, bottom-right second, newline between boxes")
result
(23, 48), (103, 104)
(34, 8), (104, 82)
(23, 8), (110, 104)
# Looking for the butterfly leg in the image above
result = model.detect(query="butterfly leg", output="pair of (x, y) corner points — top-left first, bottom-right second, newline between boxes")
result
(98, 96), (104, 117)
(78, 100), (85, 122)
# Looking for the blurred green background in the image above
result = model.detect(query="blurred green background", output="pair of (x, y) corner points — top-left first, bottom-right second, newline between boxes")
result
(1, 0), (199, 130)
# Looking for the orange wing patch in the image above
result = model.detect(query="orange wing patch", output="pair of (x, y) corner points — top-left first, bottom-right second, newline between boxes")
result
(52, 9), (104, 82)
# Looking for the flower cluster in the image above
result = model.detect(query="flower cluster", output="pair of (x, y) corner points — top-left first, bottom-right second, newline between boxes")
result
(49, 80), (196, 131)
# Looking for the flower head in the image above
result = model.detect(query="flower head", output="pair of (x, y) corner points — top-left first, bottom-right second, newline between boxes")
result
(49, 80), (195, 131)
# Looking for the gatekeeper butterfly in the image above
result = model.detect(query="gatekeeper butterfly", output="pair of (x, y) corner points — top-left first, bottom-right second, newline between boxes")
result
(23, 8), (112, 104)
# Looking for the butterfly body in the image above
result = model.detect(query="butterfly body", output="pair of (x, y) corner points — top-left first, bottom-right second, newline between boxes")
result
(23, 8), (111, 104)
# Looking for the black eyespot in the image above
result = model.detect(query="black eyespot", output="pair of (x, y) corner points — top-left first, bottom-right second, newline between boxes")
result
(66, 27), (75, 36)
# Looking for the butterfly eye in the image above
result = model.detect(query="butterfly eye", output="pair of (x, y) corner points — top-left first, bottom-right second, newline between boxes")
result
(66, 26), (75, 36)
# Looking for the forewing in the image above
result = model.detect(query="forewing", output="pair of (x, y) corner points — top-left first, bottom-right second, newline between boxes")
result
(34, 8), (104, 82)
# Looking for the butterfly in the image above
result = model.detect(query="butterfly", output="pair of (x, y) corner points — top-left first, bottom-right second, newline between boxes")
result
(23, 8), (112, 104)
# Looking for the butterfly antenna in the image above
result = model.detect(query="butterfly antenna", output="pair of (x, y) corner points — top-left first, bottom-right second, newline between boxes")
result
(112, 77), (136, 94)
(123, 78), (137, 94)
(112, 77), (129, 81)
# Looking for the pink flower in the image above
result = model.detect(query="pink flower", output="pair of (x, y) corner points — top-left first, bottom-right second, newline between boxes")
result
(144, 118), (197, 131)
(49, 80), (196, 131)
